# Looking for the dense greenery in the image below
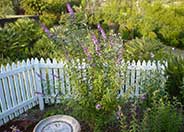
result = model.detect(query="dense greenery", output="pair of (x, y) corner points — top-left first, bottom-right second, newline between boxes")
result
(123, 38), (166, 61)
(87, 0), (184, 48)
(20, 0), (81, 27)
(0, 18), (58, 64)
(0, 0), (184, 131)
(0, 0), (15, 16)
(165, 55), (184, 104)
(119, 72), (183, 132)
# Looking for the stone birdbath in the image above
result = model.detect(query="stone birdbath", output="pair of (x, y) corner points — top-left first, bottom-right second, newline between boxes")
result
(33, 115), (80, 132)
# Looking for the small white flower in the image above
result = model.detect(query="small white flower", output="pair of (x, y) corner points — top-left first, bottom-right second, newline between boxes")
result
(172, 48), (175, 50)
(150, 52), (155, 58)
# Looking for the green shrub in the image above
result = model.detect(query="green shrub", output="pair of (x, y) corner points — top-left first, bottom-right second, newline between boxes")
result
(165, 55), (184, 104)
(20, 0), (81, 27)
(141, 98), (183, 132)
(85, 0), (184, 48)
(138, 1), (184, 48)
(32, 35), (58, 59)
(20, 0), (48, 15)
(87, 0), (140, 38)
(0, 18), (43, 61)
(55, 12), (125, 131)
(123, 37), (166, 61)
(50, 14), (91, 60)
(119, 71), (183, 132)
(67, 48), (124, 131)
(0, 18), (58, 63)
(0, 0), (15, 16)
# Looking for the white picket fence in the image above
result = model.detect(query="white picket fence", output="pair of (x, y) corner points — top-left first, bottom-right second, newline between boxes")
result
(0, 58), (164, 126)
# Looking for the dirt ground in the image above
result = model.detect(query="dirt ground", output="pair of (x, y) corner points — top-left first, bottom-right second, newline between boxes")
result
(0, 106), (43, 132)
(0, 106), (93, 132)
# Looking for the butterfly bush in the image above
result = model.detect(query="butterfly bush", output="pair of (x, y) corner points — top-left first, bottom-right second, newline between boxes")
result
(48, 3), (124, 131)
(97, 24), (107, 40)
(64, 18), (124, 132)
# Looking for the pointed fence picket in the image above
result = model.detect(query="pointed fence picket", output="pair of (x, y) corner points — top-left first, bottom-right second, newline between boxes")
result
(58, 61), (65, 96)
(53, 59), (60, 103)
(0, 59), (39, 125)
(0, 58), (163, 126)
(40, 58), (48, 103)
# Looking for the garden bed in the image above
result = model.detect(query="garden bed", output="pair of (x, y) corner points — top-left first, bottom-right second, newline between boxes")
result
(0, 105), (122, 132)
(0, 106), (93, 132)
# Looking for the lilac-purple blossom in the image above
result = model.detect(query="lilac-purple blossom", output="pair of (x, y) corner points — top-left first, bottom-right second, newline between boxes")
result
(66, 3), (74, 16)
(91, 34), (101, 55)
(97, 24), (107, 40)
(35, 91), (44, 96)
(141, 94), (147, 101)
(41, 23), (51, 37)
(96, 104), (102, 110)
(95, 45), (101, 56)
(83, 47), (92, 61)
(91, 34), (99, 45)
(83, 47), (89, 55)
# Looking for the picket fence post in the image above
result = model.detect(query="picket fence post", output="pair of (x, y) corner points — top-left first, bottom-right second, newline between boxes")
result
(34, 58), (44, 111)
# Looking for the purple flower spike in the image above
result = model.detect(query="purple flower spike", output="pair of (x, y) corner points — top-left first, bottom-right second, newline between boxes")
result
(95, 45), (101, 56)
(87, 55), (92, 61)
(41, 23), (51, 37)
(91, 34), (99, 45)
(66, 3), (74, 17)
(83, 47), (92, 61)
(97, 24), (107, 40)
(96, 104), (101, 110)
(83, 47), (89, 55)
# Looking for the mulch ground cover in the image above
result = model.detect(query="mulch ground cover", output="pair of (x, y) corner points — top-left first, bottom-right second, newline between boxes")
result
(0, 105), (120, 132)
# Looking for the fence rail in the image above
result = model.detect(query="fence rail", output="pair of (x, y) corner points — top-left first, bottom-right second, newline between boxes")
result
(0, 58), (164, 126)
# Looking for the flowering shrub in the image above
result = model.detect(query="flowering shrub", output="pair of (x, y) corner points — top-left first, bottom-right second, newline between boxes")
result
(50, 4), (124, 131)
(66, 28), (124, 131)
(123, 37), (167, 61)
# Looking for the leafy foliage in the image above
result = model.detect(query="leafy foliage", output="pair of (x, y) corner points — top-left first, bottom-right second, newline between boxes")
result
(141, 98), (183, 132)
(0, 0), (15, 16)
(53, 12), (125, 131)
(165, 55), (184, 104)
(123, 38), (166, 61)
(119, 71), (183, 132)
(20, 0), (81, 27)
(0, 18), (57, 63)
(86, 0), (184, 48)
(138, 1), (184, 48)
